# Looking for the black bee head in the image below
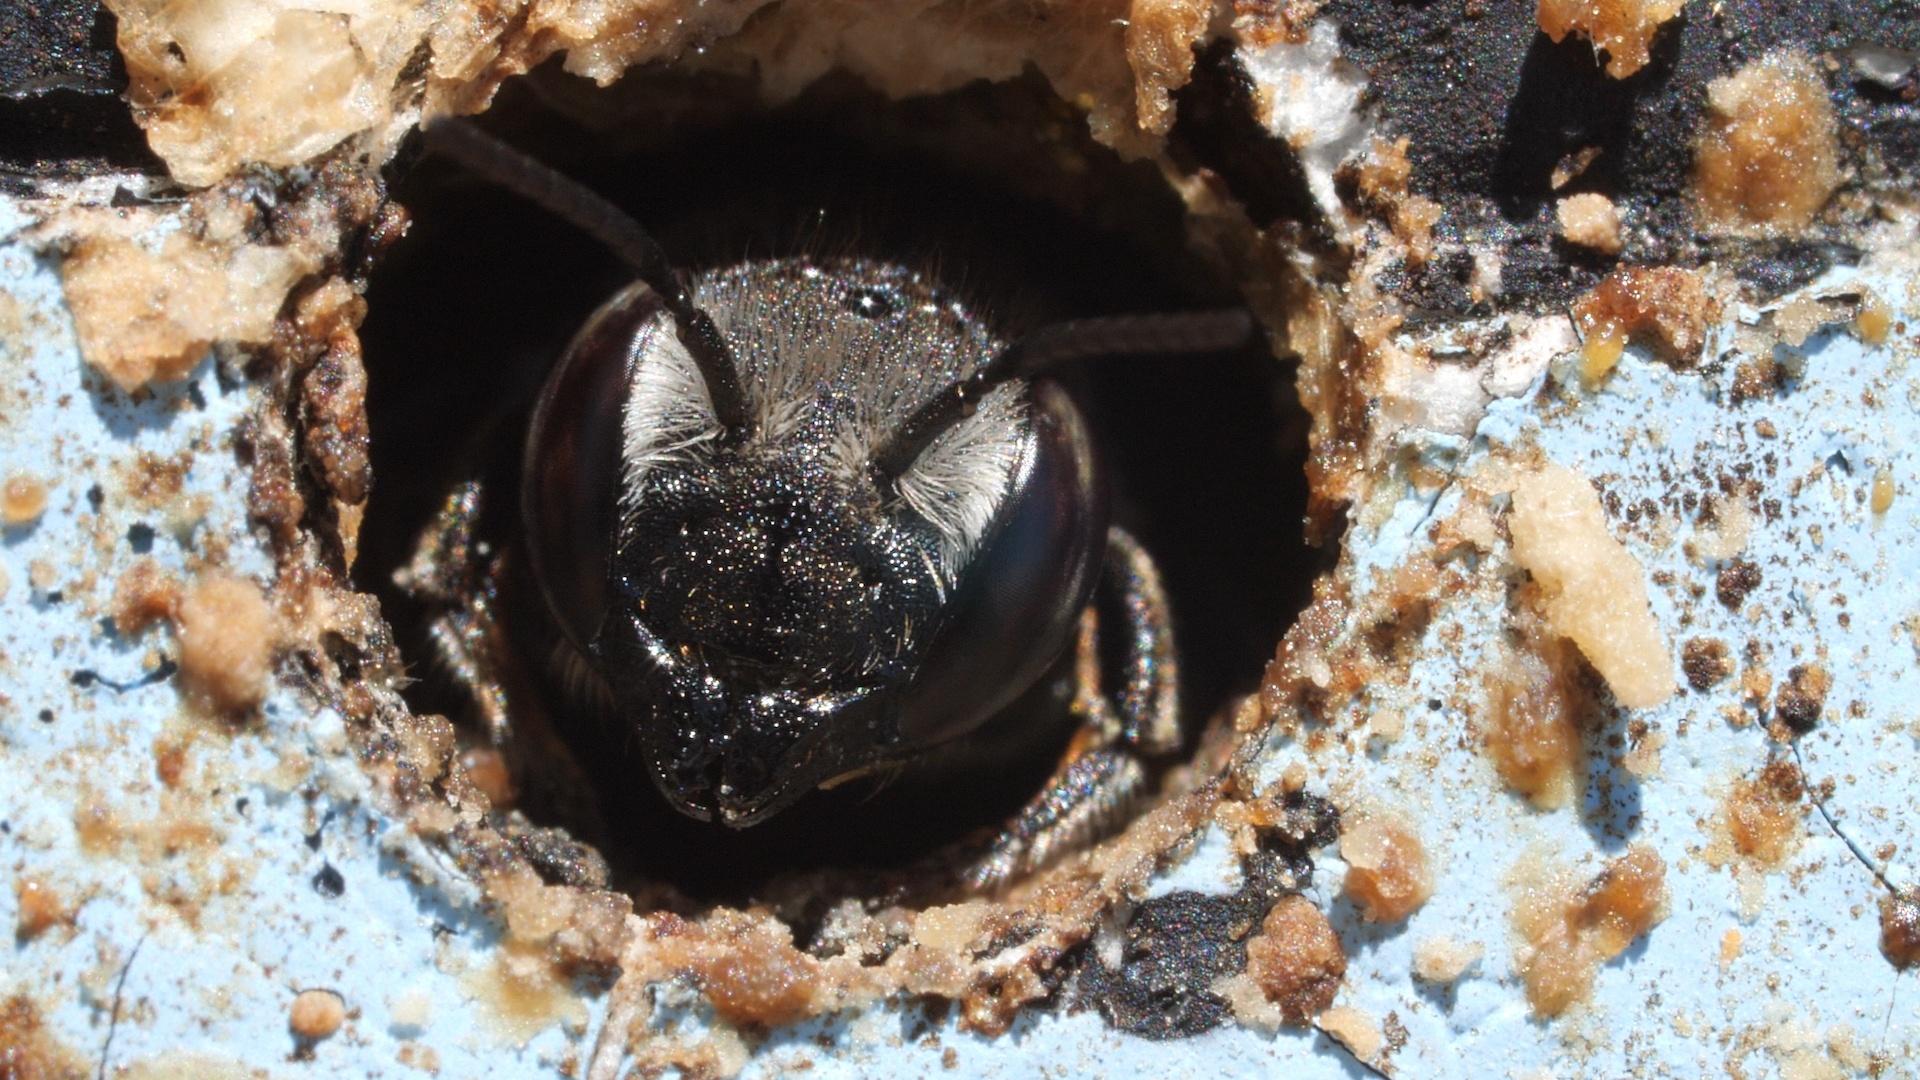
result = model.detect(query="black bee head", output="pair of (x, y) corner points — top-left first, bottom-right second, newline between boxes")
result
(523, 258), (1104, 827)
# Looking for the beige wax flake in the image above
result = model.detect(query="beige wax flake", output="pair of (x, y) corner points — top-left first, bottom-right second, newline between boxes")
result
(1509, 463), (1676, 708)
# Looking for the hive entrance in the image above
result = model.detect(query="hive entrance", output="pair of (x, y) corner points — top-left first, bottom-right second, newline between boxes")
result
(354, 67), (1317, 901)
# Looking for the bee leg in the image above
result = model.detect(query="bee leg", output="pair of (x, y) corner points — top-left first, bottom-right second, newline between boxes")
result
(963, 526), (1179, 891)
(393, 480), (515, 746)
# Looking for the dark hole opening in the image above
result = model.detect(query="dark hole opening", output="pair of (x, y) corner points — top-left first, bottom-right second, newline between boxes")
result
(356, 66), (1321, 900)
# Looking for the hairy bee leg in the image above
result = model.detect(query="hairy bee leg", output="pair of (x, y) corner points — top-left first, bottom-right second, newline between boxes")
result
(393, 481), (515, 745)
(1102, 525), (1181, 755)
(964, 747), (1147, 891)
(963, 527), (1179, 891)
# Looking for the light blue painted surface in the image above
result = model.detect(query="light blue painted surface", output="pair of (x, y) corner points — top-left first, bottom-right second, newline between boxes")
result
(2, 186), (1915, 1079)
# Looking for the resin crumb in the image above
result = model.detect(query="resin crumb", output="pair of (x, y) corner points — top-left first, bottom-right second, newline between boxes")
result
(290, 989), (346, 1040)
(1855, 293), (1893, 346)
(1571, 266), (1714, 375)
(1509, 463), (1675, 708)
(1245, 895), (1346, 1025)
(1485, 631), (1586, 808)
(1536, 0), (1683, 78)
(175, 571), (279, 713)
(1339, 809), (1434, 923)
(1872, 468), (1895, 514)
(1694, 52), (1840, 233)
(1412, 937), (1483, 983)
(1509, 846), (1667, 1016)
(2, 473), (48, 527)
(112, 558), (182, 637)
(1555, 193), (1624, 255)
(1316, 1006), (1384, 1066)
(1721, 760), (1805, 866)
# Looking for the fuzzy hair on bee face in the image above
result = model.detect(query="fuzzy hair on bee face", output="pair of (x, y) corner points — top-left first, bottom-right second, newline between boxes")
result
(618, 257), (1029, 587)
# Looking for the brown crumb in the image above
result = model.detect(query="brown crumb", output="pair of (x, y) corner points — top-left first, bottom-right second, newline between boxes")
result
(1730, 357), (1781, 403)
(661, 910), (822, 1027)
(154, 736), (189, 788)
(175, 571), (279, 714)
(15, 879), (71, 940)
(1881, 892), (1920, 970)
(1571, 266), (1716, 373)
(1536, 0), (1683, 78)
(112, 558), (182, 637)
(1716, 558), (1762, 609)
(2, 473), (48, 527)
(1693, 52), (1840, 233)
(1556, 193), (1624, 255)
(1509, 845), (1667, 1017)
(1773, 664), (1830, 733)
(1246, 895), (1346, 1025)
(1340, 810), (1434, 923)
(290, 988), (346, 1040)
(1682, 637), (1734, 690)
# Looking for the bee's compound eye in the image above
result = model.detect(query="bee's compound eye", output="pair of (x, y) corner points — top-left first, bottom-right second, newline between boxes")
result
(521, 283), (676, 653)
(894, 380), (1107, 746)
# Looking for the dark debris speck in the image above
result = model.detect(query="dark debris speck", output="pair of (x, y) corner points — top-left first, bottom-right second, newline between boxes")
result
(311, 863), (345, 898)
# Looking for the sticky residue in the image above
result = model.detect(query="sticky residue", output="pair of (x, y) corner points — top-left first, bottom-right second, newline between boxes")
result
(465, 943), (589, 1047)
(1536, 0), (1683, 78)
(1509, 463), (1675, 709)
(1244, 895), (1347, 1024)
(1507, 845), (1667, 1017)
(1693, 52), (1841, 234)
(1339, 809), (1434, 923)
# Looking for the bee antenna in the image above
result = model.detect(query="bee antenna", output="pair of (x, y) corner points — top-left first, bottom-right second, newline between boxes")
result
(872, 308), (1260, 482)
(421, 118), (752, 437)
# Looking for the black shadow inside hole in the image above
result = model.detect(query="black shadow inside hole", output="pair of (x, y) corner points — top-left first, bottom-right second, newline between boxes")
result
(356, 74), (1319, 900)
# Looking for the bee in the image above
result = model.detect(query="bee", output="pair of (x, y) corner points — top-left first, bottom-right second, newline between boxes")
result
(396, 119), (1257, 889)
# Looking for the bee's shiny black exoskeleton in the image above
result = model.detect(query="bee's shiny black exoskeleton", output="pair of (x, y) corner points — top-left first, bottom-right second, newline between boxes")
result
(401, 120), (1255, 888)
